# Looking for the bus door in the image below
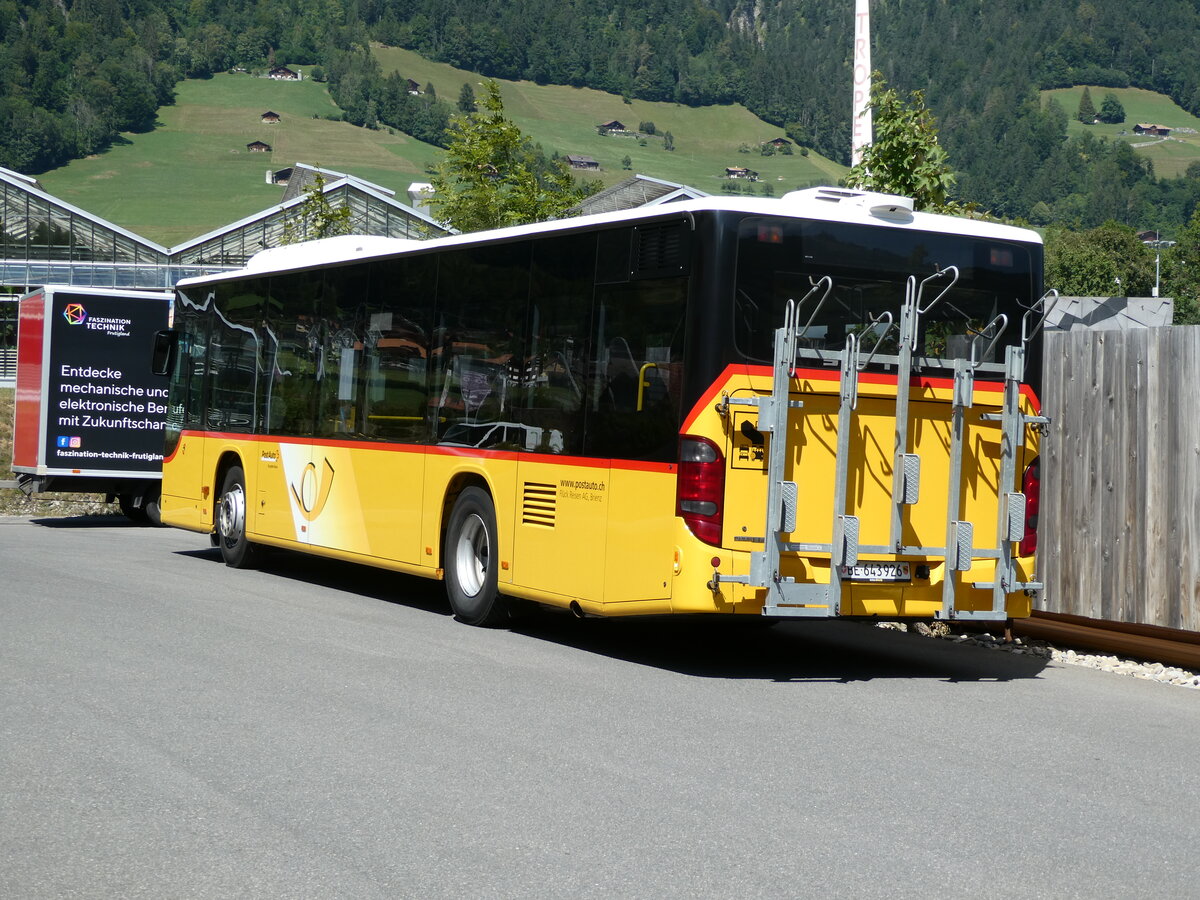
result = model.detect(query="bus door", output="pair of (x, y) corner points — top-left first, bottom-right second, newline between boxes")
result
(510, 233), (609, 603)
(589, 275), (686, 606)
(255, 289), (320, 547)
(162, 290), (213, 532)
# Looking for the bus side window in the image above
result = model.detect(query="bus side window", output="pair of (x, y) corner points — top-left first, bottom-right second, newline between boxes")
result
(264, 270), (323, 437)
(514, 233), (597, 455)
(207, 281), (264, 433)
(170, 289), (211, 442)
(364, 255), (436, 443)
(315, 262), (371, 439)
(587, 276), (687, 462)
(432, 244), (530, 448)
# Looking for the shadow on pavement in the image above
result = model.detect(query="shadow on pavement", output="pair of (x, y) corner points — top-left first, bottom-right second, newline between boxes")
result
(173, 542), (454, 618)
(172, 541), (1048, 684)
(31, 514), (140, 528)
(511, 614), (1049, 683)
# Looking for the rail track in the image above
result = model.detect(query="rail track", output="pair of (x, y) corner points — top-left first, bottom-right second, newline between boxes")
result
(1013, 610), (1200, 671)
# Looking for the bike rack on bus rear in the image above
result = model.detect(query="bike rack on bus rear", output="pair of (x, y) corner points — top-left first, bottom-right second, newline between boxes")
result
(713, 276), (1059, 620)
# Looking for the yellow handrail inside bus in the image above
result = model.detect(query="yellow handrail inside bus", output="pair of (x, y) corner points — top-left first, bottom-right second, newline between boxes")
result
(637, 362), (658, 412)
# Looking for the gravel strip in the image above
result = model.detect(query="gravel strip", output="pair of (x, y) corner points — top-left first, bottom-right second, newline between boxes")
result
(877, 621), (1200, 689)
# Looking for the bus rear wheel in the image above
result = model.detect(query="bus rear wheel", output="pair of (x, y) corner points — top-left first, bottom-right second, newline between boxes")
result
(445, 487), (509, 627)
(217, 465), (261, 569)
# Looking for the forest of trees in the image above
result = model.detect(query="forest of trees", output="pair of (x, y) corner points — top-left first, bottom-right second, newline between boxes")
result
(8, 0), (1200, 234)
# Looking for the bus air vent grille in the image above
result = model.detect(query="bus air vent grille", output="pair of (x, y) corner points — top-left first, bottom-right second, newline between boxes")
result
(522, 481), (557, 528)
(632, 223), (688, 279)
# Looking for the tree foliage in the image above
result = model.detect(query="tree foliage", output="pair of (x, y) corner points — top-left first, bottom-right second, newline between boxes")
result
(281, 171), (353, 244)
(1044, 222), (1155, 297)
(427, 80), (590, 232)
(1098, 92), (1126, 123)
(1161, 209), (1200, 323)
(457, 82), (477, 113)
(1077, 86), (1097, 123)
(843, 75), (960, 213)
(12, 0), (1200, 240)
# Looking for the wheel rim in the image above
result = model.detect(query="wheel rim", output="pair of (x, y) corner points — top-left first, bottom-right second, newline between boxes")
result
(454, 513), (489, 597)
(218, 484), (246, 547)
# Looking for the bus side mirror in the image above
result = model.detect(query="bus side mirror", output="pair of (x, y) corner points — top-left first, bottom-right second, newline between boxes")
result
(151, 329), (178, 376)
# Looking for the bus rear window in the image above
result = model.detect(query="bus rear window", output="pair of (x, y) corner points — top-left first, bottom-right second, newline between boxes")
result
(733, 217), (1037, 370)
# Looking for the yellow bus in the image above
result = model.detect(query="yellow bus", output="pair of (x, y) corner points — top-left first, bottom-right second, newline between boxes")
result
(154, 187), (1052, 626)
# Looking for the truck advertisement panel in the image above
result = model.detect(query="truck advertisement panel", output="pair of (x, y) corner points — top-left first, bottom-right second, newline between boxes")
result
(45, 291), (170, 474)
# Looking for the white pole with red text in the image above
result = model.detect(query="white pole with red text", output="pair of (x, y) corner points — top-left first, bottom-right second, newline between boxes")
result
(851, 0), (872, 166)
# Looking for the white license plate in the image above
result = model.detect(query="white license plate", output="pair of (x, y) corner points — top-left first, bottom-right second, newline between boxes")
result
(840, 563), (912, 583)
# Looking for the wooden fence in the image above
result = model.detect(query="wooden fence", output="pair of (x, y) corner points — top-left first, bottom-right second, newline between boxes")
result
(1039, 326), (1200, 631)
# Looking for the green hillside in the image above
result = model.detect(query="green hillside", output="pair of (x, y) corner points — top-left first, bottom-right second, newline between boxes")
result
(1043, 86), (1200, 178)
(36, 70), (442, 247)
(34, 54), (846, 247)
(373, 46), (846, 194)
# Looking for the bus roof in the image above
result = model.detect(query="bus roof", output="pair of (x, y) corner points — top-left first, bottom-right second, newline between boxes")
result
(177, 187), (1042, 287)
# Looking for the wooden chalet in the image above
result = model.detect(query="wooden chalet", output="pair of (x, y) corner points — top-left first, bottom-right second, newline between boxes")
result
(566, 155), (600, 170)
(1134, 123), (1171, 136)
(725, 166), (759, 181)
(597, 120), (628, 134)
(261, 111), (281, 124)
(269, 66), (300, 81)
(247, 141), (272, 153)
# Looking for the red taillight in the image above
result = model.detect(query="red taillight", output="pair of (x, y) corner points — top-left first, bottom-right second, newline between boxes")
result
(1019, 457), (1039, 557)
(677, 436), (725, 546)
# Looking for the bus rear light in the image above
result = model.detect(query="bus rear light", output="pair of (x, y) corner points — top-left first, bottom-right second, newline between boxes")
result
(677, 436), (725, 546)
(1019, 457), (1040, 557)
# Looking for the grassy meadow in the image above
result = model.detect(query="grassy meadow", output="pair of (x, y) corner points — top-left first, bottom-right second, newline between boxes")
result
(374, 45), (846, 194)
(1043, 86), (1200, 178)
(37, 70), (442, 247)
(35, 55), (846, 247)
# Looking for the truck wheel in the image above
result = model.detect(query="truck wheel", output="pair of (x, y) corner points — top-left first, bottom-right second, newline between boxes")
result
(217, 466), (260, 569)
(117, 493), (149, 524)
(444, 487), (509, 627)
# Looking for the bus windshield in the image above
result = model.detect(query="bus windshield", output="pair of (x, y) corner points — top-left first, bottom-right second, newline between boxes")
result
(733, 216), (1040, 372)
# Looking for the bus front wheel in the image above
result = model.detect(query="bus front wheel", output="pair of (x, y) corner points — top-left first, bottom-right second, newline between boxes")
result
(445, 487), (508, 627)
(217, 466), (261, 569)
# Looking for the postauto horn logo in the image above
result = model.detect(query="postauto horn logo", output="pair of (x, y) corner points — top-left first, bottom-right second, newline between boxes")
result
(63, 303), (87, 325)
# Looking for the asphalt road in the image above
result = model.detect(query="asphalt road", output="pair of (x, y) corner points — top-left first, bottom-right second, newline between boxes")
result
(2, 515), (1198, 899)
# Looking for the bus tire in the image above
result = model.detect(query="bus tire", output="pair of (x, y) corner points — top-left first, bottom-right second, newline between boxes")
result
(445, 487), (508, 627)
(144, 487), (162, 527)
(217, 466), (260, 569)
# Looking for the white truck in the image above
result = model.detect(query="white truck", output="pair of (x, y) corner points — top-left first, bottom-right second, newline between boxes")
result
(10, 286), (172, 523)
